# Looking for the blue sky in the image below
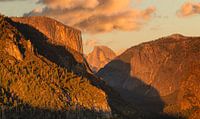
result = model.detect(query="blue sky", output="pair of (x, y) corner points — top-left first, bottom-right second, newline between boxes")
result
(0, 0), (200, 54)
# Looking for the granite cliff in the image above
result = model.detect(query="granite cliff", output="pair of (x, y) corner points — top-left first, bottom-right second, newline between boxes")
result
(8, 16), (91, 75)
(86, 46), (116, 72)
(97, 34), (200, 118)
(0, 15), (142, 119)
(12, 16), (83, 54)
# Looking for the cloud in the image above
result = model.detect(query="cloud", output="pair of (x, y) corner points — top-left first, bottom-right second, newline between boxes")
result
(177, 2), (200, 17)
(84, 39), (99, 48)
(25, 0), (156, 34)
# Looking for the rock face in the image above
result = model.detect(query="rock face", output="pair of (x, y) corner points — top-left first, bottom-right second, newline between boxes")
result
(97, 34), (200, 117)
(12, 16), (83, 54)
(10, 16), (89, 73)
(0, 15), (142, 119)
(4, 40), (23, 61)
(86, 46), (116, 72)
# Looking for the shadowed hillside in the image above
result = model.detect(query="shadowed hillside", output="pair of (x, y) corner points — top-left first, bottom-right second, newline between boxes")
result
(0, 15), (145, 119)
(97, 34), (200, 119)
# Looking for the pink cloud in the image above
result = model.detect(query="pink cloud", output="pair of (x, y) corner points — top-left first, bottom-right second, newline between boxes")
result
(25, 0), (156, 33)
(177, 2), (200, 17)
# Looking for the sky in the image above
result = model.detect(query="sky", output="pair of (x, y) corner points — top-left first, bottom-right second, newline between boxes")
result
(0, 0), (200, 54)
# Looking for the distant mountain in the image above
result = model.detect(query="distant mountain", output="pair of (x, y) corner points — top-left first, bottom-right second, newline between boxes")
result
(97, 34), (200, 118)
(86, 46), (116, 72)
(0, 15), (142, 119)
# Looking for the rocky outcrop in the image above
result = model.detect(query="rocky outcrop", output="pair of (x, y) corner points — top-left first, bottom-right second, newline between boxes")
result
(5, 41), (23, 61)
(86, 46), (116, 72)
(12, 16), (83, 54)
(97, 34), (200, 117)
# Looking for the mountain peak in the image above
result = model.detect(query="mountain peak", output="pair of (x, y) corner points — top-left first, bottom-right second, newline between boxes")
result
(93, 45), (114, 52)
(94, 45), (108, 49)
(87, 45), (116, 72)
(168, 33), (185, 39)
